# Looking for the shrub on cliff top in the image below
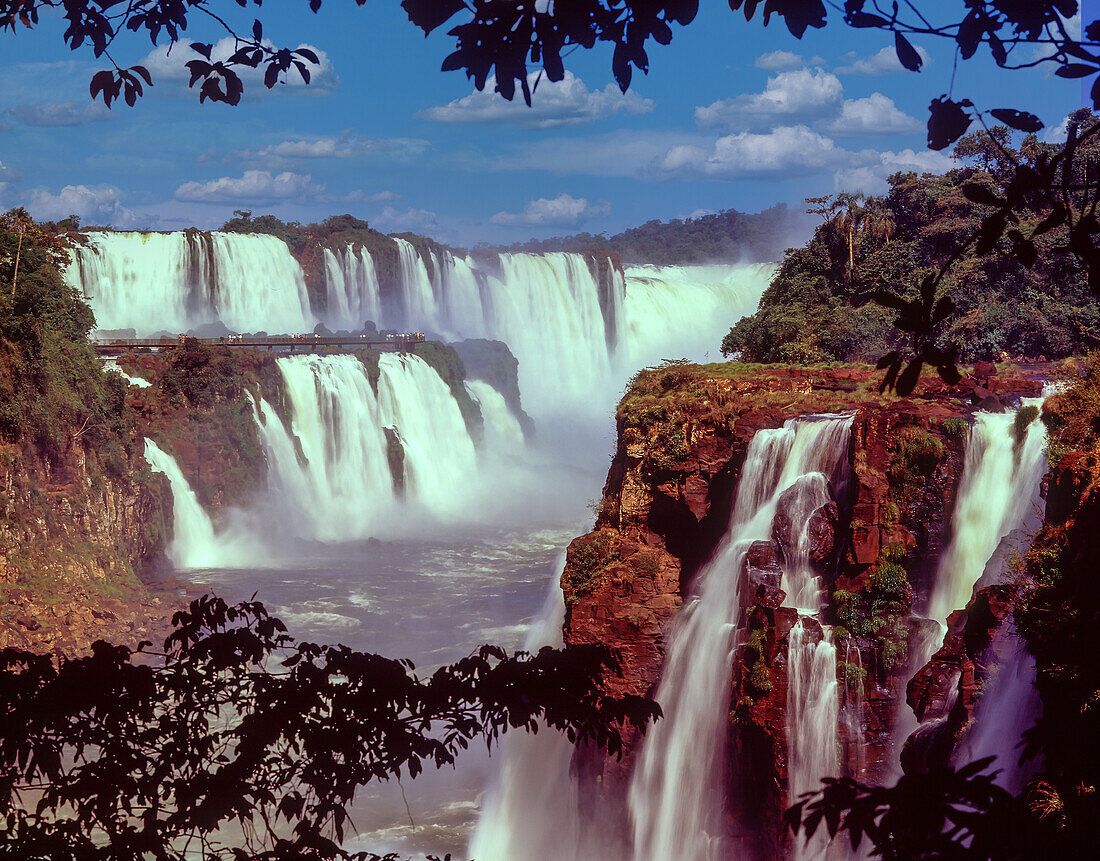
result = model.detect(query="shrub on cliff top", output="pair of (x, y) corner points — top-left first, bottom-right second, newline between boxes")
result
(1041, 352), (1100, 466)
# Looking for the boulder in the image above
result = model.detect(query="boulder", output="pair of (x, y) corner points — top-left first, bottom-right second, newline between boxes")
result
(973, 360), (997, 381)
(805, 501), (838, 563)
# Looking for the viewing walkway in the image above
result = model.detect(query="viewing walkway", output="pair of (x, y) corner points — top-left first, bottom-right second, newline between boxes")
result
(92, 333), (426, 356)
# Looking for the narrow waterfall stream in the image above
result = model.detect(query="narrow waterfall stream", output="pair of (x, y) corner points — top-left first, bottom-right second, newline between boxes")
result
(628, 416), (852, 861)
(142, 438), (219, 569)
(923, 403), (1048, 632)
(896, 402), (1048, 783)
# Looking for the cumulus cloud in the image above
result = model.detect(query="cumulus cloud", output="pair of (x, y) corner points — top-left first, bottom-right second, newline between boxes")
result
(421, 71), (653, 128)
(655, 125), (853, 179)
(836, 45), (931, 75)
(822, 93), (921, 136)
(490, 193), (609, 227)
(142, 38), (337, 95)
(220, 134), (428, 163)
(694, 69), (843, 129)
(26, 184), (136, 226)
(834, 148), (955, 194)
(4, 101), (111, 127)
(754, 50), (810, 71)
(174, 170), (327, 204)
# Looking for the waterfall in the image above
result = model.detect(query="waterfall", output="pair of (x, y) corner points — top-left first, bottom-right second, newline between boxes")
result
(253, 353), (478, 541)
(787, 623), (840, 861)
(627, 416), (852, 861)
(956, 626), (1043, 794)
(321, 247), (776, 417)
(467, 557), (608, 861)
(893, 403), (1048, 783)
(621, 263), (776, 370)
(142, 438), (218, 569)
(466, 380), (526, 454)
(65, 231), (313, 335)
(322, 245), (381, 329)
(924, 403), (1047, 636)
(70, 232), (774, 423)
(102, 359), (151, 388)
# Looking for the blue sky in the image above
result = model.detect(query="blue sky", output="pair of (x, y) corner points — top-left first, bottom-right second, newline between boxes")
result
(0, 3), (1088, 246)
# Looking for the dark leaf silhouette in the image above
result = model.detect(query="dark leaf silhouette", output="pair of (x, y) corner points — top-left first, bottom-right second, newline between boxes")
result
(989, 109), (1044, 133)
(0, 594), (660, 860)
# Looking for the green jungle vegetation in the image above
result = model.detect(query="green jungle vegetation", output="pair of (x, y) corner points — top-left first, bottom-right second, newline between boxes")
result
(723, 121), (1100, 365)
(0, 211), (129, 462)
(494, 203), (808, 265)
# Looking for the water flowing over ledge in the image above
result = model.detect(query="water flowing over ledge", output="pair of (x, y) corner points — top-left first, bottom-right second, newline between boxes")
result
(67, 231), (774, 418)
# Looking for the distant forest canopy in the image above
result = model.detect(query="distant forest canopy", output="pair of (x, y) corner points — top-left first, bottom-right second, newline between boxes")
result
(490, 203), (813, 265)
(722, 118), (1100, 366)
(43, 205), (811, 267)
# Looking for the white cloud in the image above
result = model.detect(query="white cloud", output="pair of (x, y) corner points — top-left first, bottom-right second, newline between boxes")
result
(26, 185), (136, 226)
(372, 206), (439, 233)
(695, 69), (843, 129)
(142, 37), (336, 96)
(174, 170), (327, 204)
(490, 193), (610, 227)
(4, 101), (111, 127)
(754, 50), (808, 71)
(836, 45), (931, 75)
(655, 125), (853, 179)
(222, 135), (428, 163)
(822, 93), (921, 136)
(1044, 113), (1071, 144)
(834, 148), (954, 194)
(421, 71), (653, 128)
(0, 161), (17, 180)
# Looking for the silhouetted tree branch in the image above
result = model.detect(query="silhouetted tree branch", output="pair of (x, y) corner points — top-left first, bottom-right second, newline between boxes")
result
(0, 594), (660, 860)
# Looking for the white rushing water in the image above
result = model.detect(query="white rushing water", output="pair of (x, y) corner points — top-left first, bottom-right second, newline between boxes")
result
(627, 416), (851, 861)
(66, 231), (313, 335)
(142, 438), (219, 569)
(68, 232), (774, 421)
(254, 353), (479, 541)
(102, 359), (152, 387)
(924, 403), (1047, 636)
(467, 559), (601, 861)
(893, 402), (1048, 785)
(466, 380), (526, 454)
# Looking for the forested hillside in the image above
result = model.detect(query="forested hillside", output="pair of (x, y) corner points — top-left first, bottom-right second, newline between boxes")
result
(722, 118), (1100, 364)
(498, 203), (808, 265)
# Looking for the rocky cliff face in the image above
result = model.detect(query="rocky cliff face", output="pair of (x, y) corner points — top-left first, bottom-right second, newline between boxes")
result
(0, 434), (174, 656)
(560, 360), (1044, 850)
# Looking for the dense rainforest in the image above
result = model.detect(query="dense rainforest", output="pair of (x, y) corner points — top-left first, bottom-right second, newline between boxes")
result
(722, 120), (1100, 365)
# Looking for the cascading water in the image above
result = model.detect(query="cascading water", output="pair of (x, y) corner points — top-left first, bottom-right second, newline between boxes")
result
(69, 232), (775, 424)
(466, 380), (525, 454)
(322, 245), (381, 329)
(923, 403), (1047, 633)
(627, 416), (852, 861)
(894, 402), (1048, 782)
(467, 559), (602, 861)
(142, 438), (218, 569)
(955, 624), (1043, 794)
(65, 231), (313, 335)
(102, 359), (151, 387)
(253, 353), (479, 541)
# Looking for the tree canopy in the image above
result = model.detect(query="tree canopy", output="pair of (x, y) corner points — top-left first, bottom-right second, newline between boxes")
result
(0, 593), (660, 861)
(721, 119), (1100, 367)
